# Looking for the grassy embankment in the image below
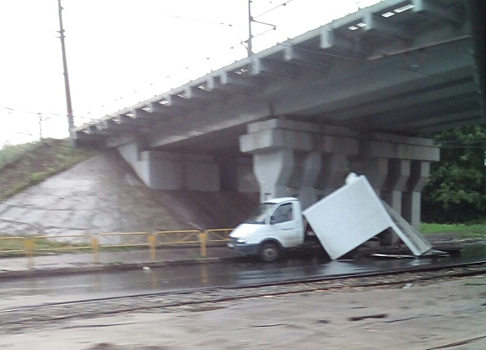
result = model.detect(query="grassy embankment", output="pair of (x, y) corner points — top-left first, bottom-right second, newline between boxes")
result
(0, 139), (97, 254)
(0, 138), (96, 202)
(421, 222), (486, 239)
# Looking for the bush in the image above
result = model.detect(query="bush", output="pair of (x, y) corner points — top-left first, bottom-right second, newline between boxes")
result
(422, 125), (486, 223)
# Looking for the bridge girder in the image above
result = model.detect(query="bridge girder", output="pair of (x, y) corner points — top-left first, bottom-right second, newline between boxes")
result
(73, 0), (482, 154)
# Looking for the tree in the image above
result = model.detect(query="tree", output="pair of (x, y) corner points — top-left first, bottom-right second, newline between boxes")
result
(422, 124), (486, 223)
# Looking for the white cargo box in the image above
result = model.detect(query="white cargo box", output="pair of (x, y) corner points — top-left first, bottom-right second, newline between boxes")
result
(303, 173), (432, 260)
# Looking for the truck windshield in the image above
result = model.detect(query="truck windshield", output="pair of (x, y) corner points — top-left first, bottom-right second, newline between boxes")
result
(245, 203), (276, 224)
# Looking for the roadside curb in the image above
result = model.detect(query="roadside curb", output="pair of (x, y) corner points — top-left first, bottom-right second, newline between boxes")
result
(0, 256), (232, 280)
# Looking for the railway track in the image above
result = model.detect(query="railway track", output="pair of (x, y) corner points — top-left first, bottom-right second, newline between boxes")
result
(1, 260), (485, 334)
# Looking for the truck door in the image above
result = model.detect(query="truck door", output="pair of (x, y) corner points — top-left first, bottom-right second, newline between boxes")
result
(269, 202), (301, 247)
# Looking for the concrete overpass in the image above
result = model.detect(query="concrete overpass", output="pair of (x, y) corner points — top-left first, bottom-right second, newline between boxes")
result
(74, 0), (485, 229)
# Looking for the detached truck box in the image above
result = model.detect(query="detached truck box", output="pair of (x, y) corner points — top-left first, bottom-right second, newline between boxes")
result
(303, 173), (432, 260)
(228, 172), (434, 262)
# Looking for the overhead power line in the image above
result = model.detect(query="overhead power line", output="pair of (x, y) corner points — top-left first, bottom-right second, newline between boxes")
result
(253, 0), (296, 19)
(165, 14), (234, 27)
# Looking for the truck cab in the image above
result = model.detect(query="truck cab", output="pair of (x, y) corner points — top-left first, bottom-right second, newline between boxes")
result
(228, 197), (304, 262)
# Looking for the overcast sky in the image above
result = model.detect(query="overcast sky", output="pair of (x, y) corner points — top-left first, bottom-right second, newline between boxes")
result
(0, 0), (380, 146)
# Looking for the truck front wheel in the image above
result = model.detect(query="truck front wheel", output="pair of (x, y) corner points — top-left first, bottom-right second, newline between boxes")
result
(259, 241), (280, 263)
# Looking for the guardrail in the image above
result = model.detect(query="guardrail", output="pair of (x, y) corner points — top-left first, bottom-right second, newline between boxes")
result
(0, 228), (234, 268)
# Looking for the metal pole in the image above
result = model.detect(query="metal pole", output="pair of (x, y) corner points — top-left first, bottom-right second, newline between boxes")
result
(25, 239), (35, 269)
(200, 231), (207, 258)
(57, 0), (75, 141)
(149, 234), (157, 261)
(91, 237), (100, 264)
(38, 113), (43, 141)
(248, 0), (253, 56)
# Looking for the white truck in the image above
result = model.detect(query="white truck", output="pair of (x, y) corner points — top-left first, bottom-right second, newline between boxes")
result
(228, 173), (434, 262)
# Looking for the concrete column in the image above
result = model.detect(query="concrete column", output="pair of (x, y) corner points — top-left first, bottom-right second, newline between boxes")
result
(118, 142), (184, 190)
(253, 149), (295, 202)
(380, 159), (412, 245)
(348, 133), (439, 232)
(403, 161), (430, 230)
(240, 118), (357, 204)
(383, 159), (411, 214)
(216, 154), (259, 193)
(315, 153), (349, 197)
(235, 157), (259, 193)
(117, 142), (221, 191)
(295, 152), (322, 209)
(142, 151), (183, 190)
(350, 157), (389, 195)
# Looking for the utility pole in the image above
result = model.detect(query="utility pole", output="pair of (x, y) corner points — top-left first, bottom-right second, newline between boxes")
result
(38, 113), (43, 141)
(247, 0), (276, 57)
(57, 0), (75, 143)
(248, 0), (253, 56)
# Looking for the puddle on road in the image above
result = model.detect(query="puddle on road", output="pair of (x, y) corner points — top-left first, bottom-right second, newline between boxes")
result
(1, 243), (485, 301)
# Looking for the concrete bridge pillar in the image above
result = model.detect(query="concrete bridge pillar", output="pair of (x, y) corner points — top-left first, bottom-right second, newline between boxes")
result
(350, 133), (439, 230)
(298, 152), (322, 209)
(315, 153), (349, 197)
(350, 157), (389, 196)
(241, 123), (439, 230)
(117, 142), (221, 191)
(216, 154), (259, 193)
(253, 149), (296, 202)
(240, 118), (358, 208)
(385, 159), (412, 214)
(403, 161), (431, 230)
(287, 151), (322, 209)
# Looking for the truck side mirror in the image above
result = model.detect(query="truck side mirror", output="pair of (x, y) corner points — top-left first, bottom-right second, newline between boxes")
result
(269, 216), (276, 225)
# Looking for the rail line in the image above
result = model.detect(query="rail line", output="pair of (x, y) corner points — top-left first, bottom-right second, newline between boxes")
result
(1, 260), (485, 334)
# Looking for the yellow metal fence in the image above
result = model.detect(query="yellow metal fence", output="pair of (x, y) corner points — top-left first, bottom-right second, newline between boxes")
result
(0, 228), (234, 268)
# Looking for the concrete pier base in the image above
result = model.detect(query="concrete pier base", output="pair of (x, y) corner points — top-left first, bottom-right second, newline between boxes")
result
(240, 118), (358, 209)
(117, 143), (221, 191)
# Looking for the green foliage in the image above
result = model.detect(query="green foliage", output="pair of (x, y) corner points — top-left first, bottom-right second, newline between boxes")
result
(422, 125), (486, 223)
(420, 222), (486, 239)
(0, 138), (97, 202)
(0, 234), (90, 257)
(0, 142), (38, 168)
(30, 172), (46, 184)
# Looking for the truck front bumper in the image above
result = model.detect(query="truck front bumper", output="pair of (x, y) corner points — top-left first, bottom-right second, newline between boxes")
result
(228, 241), (259, 256)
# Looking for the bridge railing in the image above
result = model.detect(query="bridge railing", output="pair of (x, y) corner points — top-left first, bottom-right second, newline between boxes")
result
(0, 228), (235, 268)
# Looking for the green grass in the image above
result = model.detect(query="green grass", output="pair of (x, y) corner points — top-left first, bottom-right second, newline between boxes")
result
(420, 223), (486, 239)
(0, 235), (90, 256)
(0, 142), (38, 168)
(0, 234), (153, 257)
(0, 138), (97, 202)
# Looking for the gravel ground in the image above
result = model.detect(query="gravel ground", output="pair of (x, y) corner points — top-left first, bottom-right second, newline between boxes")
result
(1, 271), (485, 350)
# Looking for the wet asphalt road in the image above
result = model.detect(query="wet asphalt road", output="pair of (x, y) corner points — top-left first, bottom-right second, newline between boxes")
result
(0, 243), (485, 310)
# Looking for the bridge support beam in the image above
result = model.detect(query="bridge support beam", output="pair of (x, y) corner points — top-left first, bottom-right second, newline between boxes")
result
(403, 161), (431, 230)
(349, 133), (439, 230)
(117, 142), (221, 191)
(240, 118), (359, 208)
(240, 119), (439, 230)
(216, 155), (259, 193)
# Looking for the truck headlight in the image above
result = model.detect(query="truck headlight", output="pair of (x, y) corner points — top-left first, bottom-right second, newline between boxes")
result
(236, 238), (247, 244)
